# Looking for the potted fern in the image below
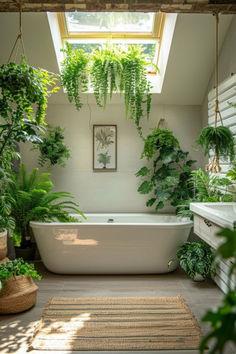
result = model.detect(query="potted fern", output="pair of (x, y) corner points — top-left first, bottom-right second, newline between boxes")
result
(0, 258), (41, 314)
(196, 126), (235, 173)
(8, 164), (85, 259)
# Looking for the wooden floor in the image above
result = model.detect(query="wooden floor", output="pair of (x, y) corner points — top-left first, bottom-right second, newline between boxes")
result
(0, 262), (235, 354)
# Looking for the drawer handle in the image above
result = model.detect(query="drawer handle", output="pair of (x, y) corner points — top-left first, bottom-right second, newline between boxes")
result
(204, 219), (212, 227)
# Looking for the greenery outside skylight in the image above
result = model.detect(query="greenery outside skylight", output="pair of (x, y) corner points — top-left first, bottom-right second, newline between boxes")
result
(65, 12), (155, 33)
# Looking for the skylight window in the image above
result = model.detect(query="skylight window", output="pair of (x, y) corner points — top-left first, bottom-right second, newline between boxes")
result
(65, 12), (155, 34)
(58, 12), (166, 74)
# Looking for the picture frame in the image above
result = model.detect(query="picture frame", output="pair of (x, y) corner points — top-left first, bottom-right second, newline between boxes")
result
(93, 124), (117, 171)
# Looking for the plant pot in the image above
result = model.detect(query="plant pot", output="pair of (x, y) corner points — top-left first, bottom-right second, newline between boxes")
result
(0, 275), (38, 314)
(15, 246), (35, 261)
(193, 273), (204, 282)
(0, 257), (9, 264)
(0, 230), (7, 260)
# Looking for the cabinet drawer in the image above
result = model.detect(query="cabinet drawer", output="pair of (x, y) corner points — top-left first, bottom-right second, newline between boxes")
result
(194, 214), (223, 249)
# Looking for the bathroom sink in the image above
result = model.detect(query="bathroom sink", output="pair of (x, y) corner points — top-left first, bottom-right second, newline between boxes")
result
(190, 202), (236, 229)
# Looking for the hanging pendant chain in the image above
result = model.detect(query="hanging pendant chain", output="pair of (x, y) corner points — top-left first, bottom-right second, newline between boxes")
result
(7, 0), (26, 63)
(214, 13), (223, 128)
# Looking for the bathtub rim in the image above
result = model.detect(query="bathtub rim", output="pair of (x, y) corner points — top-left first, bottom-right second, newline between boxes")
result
(30, 213), (193, 228)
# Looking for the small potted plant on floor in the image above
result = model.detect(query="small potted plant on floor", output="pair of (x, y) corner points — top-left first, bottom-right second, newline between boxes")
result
(0, 258), (41, 314)
(169, 241), (216, 281)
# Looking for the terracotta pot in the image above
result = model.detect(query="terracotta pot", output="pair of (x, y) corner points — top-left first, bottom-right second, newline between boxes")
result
(0, 275), (38, 314)
(0, 230), (7, 260)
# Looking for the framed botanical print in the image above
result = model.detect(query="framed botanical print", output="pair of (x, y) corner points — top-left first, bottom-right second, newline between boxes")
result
(93, 125), (117, 171)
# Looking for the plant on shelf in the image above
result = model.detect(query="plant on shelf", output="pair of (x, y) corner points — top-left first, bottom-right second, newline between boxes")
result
(61, 42), (89, 110)
(0, 258), (41, 290)
(169, 241), (215, 281)
(8, 164), (85, 249)
(34, 126), (70, 167)
(196, 126), (235, 173)
(136, 128), (195, 212)
(200, 228), (236, 353)
(177, 168), (233, 219)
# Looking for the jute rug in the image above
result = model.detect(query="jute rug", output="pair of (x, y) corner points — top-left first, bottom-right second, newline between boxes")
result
(30, 296), (202, 351)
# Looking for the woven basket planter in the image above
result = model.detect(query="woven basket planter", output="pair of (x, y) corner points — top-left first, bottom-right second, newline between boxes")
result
(0, 230), (7, 260)
(0, 275), (38, 314)
(0, 257), (9, 264)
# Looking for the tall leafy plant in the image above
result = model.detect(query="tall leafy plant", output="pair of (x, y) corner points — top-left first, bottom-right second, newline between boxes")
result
(136, 128), (195, 212)
(61, 42), (89, 110)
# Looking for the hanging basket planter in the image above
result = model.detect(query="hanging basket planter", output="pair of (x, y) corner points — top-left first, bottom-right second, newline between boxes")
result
(0, 275), (38, 314)
(196, 14), (235, 173)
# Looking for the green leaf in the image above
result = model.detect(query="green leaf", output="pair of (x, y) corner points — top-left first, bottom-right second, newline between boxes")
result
(138, 180), (153, 194)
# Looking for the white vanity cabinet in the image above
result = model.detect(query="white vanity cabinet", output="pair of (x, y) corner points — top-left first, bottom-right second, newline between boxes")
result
(190, 203), (236, 293)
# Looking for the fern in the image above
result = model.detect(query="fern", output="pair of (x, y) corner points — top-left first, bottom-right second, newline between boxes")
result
(8, 164), (85, 247)
(196, 126), (235, 162)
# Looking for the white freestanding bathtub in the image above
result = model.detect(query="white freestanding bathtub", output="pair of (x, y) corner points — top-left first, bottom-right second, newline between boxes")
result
(30, 213), (192, 274)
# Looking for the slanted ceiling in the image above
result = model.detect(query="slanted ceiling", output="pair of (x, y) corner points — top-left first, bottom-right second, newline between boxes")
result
(0, 1), (236, 14)
(0, 13), (233, 105)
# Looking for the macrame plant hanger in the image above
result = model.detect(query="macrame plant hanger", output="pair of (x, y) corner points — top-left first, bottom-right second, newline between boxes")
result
(7, 0), (26, 64)
(205, 13), (223, 173)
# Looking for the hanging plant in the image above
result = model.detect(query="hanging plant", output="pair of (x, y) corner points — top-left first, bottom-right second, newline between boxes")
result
(90, 45), (123, 107)
(34, 126), (70, 167)
(61, 42), (89, 110)
(197, 14), (235, 173)
(136, 128), (195, 212)
(120, 45), (152, 137)
(0, 57), (59, 125)
(196, 126), (235, 173)
(61, 43), (153, 135)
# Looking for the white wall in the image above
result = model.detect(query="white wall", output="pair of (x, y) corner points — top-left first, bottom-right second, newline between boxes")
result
(21, 102), (202, 213)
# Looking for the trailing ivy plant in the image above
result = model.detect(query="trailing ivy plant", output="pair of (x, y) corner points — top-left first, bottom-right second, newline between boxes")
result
(61, 43), (153, 136)
(61, 42), (89, 110)
(200, 228), (236, 353)
(177, 168), (233, 219)
(0, 57), (59, 170)
(0, 57), (59, 125)
(120, 45), (152, 137)
(196, 126), (235, 173)
(90, 45), (123, 108)
(136, 128), (195, 212)
(34, 126), (70, 167)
